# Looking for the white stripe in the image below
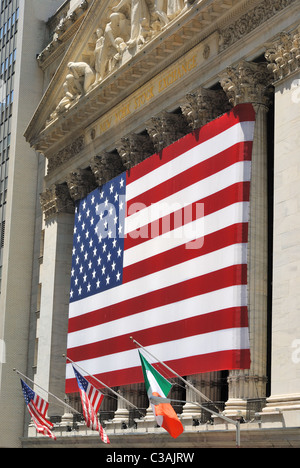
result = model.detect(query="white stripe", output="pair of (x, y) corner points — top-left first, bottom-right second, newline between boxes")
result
(69, 242), (247, 319)
(126, 121), (255, 201)
(67, 285), (247, 349)
(146, 369), (166, 400)
(125, 160), (251, 235)
(66, 327), (250, 380)
(124, 200), (249, 268)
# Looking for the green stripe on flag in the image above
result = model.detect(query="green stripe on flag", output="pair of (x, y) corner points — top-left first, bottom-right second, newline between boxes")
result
(139, 350), (172, 397)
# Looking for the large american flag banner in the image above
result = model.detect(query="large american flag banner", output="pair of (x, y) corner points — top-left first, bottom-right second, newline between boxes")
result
(65, 103), (254, 393)
(21, 379), (56, 440)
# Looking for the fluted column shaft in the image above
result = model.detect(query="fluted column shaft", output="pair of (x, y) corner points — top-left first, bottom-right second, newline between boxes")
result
(220, 61), (273, 416)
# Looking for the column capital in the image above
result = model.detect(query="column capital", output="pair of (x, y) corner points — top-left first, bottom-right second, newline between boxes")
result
(66, 168), (97, 202)
(265, 27), (300, 83)
(90, 152), (125, 186)
(116, 133), (154, 170)
(181, 87), (231, 130)
(40, 183), (75, 221)
(219, 61), (273, 108)
(146, 111), (189, 153)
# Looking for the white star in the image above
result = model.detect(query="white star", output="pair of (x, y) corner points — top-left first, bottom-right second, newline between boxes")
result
(106, 275), (110, 285)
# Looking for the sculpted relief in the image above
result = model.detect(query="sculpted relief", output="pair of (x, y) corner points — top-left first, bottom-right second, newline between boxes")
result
(49, 0), (191, 123)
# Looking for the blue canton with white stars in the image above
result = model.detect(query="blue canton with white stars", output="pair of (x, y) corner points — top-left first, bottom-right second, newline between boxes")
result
(72, 366), (89, 392)
(69, 173), (126, 303)
(21, 379), (35, 405)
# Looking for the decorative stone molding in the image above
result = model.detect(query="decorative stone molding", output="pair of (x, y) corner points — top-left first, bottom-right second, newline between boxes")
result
(40, 184), (75, 221)
(38, 0), (91, 67)
(47, 135), (85, 174)
(180, 87), (231, 130)
(116, 133), (155, 170)
(265, 27), (300, 82)
(219, 60), (273, 108)
(146, 111), (189, 152)
(66, 168), (97, 201)
(90, 151), (125, 186)
(219, 0), (298, 52)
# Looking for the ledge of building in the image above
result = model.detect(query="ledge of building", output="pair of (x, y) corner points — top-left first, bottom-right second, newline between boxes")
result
(21, 421), (300, 448)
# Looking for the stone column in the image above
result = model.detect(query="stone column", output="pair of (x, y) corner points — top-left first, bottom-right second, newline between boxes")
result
(116, 133), (154, 170)
(146, 111), (189, 152)
(262, 29), (300, 426)
(37, 184), (75, 418)
(180, 87), (231, 423)
(219, 61), (273, 417)
(181, 86), (231, 131)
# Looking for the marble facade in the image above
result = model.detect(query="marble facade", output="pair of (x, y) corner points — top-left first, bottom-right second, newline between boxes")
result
(19, 0), (300, 447)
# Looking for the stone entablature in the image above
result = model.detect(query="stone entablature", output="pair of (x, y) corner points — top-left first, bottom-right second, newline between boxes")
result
(25, 0), (300, 167)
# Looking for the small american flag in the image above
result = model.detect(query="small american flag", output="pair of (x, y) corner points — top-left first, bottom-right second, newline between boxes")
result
(66, 103), (254, 392)
(72, 365), (110, 443)
(21, 379), (56, 440)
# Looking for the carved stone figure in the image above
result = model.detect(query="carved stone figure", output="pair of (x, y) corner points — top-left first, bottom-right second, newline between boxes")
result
(49, 73), (81, 121)
(94, 28), (105, 82)
(67, 61), (95, 94)
(113, 0), (150, 48)
(94, 12), (129, 82)
(167, 0), (187, 20)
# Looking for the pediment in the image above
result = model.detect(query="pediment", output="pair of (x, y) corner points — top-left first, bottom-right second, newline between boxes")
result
(24, 0), (240, 154)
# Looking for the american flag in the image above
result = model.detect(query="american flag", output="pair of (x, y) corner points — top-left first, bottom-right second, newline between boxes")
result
(72, 365), (110, 443)
(21, 379), (56, 440)
(66, 103), (254, 392)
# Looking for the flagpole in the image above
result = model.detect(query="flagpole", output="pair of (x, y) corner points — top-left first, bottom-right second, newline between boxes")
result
(130, 336), (214, 404)
(13, 368), (81, 415)
(63, 354), (142, 414)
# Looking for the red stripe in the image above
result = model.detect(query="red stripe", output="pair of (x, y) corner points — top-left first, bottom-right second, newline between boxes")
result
(126, 103), (255, 185)
(68, 306), (249, 363)
(124, 181), (250, 251)
(126, 141), (252, 210)
(124, 222), (248, 284)
(68, 263), (247, 334)
(65, 349), (251, 392)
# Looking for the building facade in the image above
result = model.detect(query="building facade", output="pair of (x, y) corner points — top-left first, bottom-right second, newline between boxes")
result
(0, 0), (300, 448)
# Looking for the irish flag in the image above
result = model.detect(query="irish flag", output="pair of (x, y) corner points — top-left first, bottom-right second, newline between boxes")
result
(139, 350), (184, 438)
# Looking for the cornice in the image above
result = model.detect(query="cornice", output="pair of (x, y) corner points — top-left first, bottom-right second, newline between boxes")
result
(24, 0), (246, 150)
(24, 0), (298, 156)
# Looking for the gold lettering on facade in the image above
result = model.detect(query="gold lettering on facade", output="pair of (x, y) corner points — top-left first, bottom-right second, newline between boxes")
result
(134, 86), (154, 109)
(115, 102), (131, 123)
(92, 35), (218, 138)
(99, 116), (112, 133)
(158, 55), (197, 93)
